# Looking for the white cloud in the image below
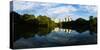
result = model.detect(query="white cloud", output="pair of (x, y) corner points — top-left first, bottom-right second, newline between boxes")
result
(47, 5), (77, 14)
(13, 1), (97, 20)
(40, 3), (57, 7)
(86, 5), (97, 11)
(13, 1), (58, 11)
(44, 5), (78, 20)
(53, 7), (70, 14)
(13, 1), (37, 11)
(79, 5), (97, 14)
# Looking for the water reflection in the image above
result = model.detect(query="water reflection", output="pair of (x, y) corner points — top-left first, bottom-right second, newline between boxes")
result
(52, 28), (72, 33)
(14, 27), (97, 49)
(65, 29), (72, 33)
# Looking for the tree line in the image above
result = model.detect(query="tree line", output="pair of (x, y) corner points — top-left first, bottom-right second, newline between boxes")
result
(10, 11), (97, 33)
(58, 16), (97, 33)
(10, 11), (97, 41)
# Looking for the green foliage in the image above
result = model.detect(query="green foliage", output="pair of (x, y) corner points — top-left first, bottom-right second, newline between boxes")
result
(89, 16), (97, 25)
(36, 15), (56, 28)
(11, 11), (56, 28)
(11, 11), (97, 34)
(89, 16), (97, 33)
(22, 14), (35, 21)
(37, 15), (50, 24)
(75, 18), (88, 26)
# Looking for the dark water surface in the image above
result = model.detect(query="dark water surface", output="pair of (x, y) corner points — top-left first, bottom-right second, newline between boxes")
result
(13, 27), (97, 49)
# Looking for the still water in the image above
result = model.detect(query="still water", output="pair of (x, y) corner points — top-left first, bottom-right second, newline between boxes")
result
(14, 27), (97, 49)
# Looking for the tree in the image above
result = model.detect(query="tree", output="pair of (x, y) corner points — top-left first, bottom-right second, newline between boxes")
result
(10, 11), (21, 23)
(75, 18), (87, 25)
(89, 16), (97, 33)
(37, 15), (50, 24)
(36, 15), (55, 27)
(22, 14), (35, 21)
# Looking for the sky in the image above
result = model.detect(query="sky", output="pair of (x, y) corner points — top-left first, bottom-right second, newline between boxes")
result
(12, 1), (97, 22)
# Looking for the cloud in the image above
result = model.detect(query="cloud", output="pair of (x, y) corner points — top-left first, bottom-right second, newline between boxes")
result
(77, 5), (97, 15)
(13, 1), (97, 20)
(84, 5), (97, 16)
(47, 5), (77, 14)
(39, 3), (58, 7)
(83, 5), (97, 13)
(13, 1), (59, 11)
(44, 5), (78, 19)
(13, 1), (36, 11)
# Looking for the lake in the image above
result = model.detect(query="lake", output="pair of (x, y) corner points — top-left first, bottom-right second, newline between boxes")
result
(13, 27), (97, 49)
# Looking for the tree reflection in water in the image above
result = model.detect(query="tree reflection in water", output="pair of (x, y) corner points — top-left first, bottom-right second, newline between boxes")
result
(13, 27), (97, 49)
(14, 26), (96, 42)
(52, 28), (72, 33)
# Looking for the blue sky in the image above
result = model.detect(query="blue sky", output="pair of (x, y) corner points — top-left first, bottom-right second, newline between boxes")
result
(12, 1), (97, 21)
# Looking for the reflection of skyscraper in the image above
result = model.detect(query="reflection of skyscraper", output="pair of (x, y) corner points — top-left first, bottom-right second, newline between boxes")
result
(64, 29), (72, 33)
(52, 28), (72, 33)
